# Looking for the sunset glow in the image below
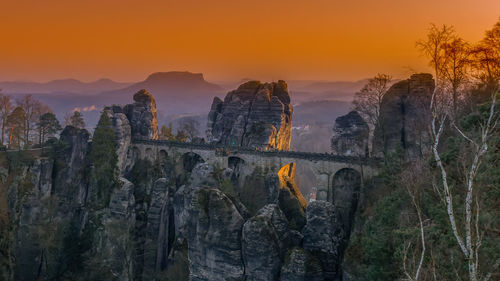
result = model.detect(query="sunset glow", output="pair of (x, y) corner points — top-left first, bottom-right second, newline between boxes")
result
(1, 0), (499, 82)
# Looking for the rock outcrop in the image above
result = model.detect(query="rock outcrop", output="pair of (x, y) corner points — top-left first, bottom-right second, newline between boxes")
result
(242, 204), (295, 281)
(280, 248), (324, 281)
(187, 187), (246, 281)
(3, 89), (361, 281)
(104, 105), (132, 173)
(100, 177), (136, 280)
(124, 89), (159, 140)
(144, 178), (170, 275)
(54, 125), (90, 203)
(104, 89), (159, 174)
(206, 80), (293, 150)
(330, 111), (369, 157)
(302, 201), (345, 281)
(372, 73), (434, 158)
(242, 213), (282, 281)
(278, 163), (307, 230)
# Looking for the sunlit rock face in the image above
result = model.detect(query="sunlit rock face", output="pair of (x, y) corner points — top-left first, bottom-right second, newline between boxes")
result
(372, 73), (434, 158)
(330, 111), (369, 157)
(206, 80), (293, 150)
(277, 163), (307, 230)
(124, 89), (159, 141)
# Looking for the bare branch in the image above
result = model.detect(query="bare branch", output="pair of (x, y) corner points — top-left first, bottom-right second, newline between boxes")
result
(453, 123), (478, 147)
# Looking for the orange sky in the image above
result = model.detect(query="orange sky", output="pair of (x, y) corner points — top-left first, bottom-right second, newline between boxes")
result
(1, 0), (498, 82)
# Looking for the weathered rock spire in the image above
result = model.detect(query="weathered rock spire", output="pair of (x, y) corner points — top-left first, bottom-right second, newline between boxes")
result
(206, 80), (293, 150)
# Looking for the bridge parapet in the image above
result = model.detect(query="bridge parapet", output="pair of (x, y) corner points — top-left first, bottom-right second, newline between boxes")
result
(131, 139), (382, 166)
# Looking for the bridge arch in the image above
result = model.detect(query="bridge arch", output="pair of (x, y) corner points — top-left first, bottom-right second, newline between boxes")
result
(182, 152), (205, 172)
(228, 156), (245, 180)
(159, 149), (168, 162)
(145, 148), (154, 161)
(292, 163), (318, 201)
(130, 146), (141, 161)
(331, 168), (361, 236)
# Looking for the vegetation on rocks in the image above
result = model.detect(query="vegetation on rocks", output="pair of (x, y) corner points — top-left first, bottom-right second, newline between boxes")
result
(90, 112), (118, 208)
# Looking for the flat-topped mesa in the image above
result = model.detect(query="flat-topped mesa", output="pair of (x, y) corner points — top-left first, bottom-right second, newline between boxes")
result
(124, 89), (159, 140)
(206, 80), (293, 150)
(372, 73), (434, 159)
(331, 111), (369, 157)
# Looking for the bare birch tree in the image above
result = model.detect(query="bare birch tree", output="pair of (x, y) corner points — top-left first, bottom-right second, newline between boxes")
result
(352, 73), (393, 130)
(430, 82), (499, 281)
(0, 92), (13, 146)
(441, 38), (471, 119)
(400, 161), (430, 281)
(416, 24), (456, 83)
(418, 20), (500, 281)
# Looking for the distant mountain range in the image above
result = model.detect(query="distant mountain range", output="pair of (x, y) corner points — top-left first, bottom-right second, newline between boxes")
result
(1, 71), (226, 129)
(0, 71), (363, 131)
(0, 78), (132, 94)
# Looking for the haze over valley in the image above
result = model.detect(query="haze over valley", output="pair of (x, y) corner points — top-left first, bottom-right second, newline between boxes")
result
(0, 71), (360, 152)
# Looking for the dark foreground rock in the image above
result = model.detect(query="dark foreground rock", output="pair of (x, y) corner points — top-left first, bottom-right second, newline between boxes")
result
(280, 248), (324, 281)
(303, 201), (345, 281)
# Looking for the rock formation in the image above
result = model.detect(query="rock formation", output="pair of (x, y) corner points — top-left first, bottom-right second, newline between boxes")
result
(278, 163), (307, 230)
(280, 248), (324, 281)
(302, 201), (345, 281)
(124, 89), (159, 140)
(242, 204), (295, 281)
(3, 89), (357, 281)
(187, 187), (246, 281)
(144, 178), (170, 275)
(372, 73), (434, 158)
(330, 111), (369, 157)
(206, 80), (293, 150)
(104, 105), (132, 173)
(54, 125), (90, 201)
(104, 89), (159, 173)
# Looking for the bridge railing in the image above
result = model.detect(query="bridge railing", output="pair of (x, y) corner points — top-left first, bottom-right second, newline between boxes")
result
(131, 138), (382, 165)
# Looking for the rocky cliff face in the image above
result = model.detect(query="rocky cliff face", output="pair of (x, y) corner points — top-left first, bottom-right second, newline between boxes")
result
(104, 105), (132, 173)
(2, 89), (357, 281)
(104, 89), (159, 174)
(372, 73), (434, 158)
(207, 80), (293, 150)
(124, 89), (159, 141)
(303, 201), (345, 281)
(330, 111), (369, 157)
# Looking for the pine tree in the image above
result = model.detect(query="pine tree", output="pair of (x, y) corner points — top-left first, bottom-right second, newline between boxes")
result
(6, 106), (26, 149)
(37, 112), (62, 145)
(160, 123), (175, 140)
(70, 111), (85, 129)
(90, 113), (117, 208)
(175, 129), (187, 142)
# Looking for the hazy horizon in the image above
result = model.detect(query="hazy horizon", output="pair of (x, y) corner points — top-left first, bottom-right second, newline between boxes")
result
(0, 71), (371, 84)
(2, 0), (499, 83)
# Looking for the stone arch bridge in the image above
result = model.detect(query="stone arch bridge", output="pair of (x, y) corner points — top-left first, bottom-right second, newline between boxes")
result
(131, 139), (381, 203)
